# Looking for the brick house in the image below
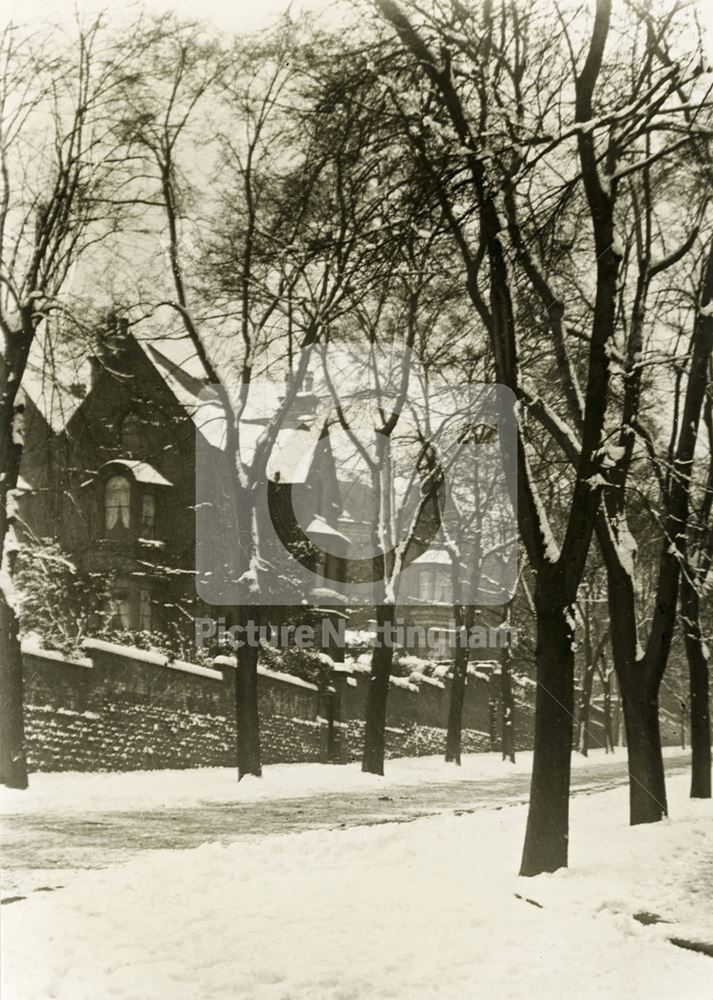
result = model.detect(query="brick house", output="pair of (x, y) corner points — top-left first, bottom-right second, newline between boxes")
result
(19, 319), (368, 633)
(19, 320), (208, 631)
(18, 319), (505, 653)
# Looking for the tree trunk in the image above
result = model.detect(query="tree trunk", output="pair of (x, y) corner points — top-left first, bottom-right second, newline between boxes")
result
(500, 625), (516, 763)
(578, 667), (595, 757)
(620, 679), (668, 823)
(600, 659), (614, 753)
(682, 576), (711, 798)
(488, 697), (497, 751)
(577, 608), (597, 756)
(445, 604), (470, 764)
(519, 600), (575, 876)
(230, 602), (262, 780)
(362, 605), (394, 775)
(0, 593), (28, 789)
(599, 522), (669, 823)
(230, 491), (264, 781)
(445, 647), (468, 765)
(235, 637), (262, 779)
(0, 349), (29, 790)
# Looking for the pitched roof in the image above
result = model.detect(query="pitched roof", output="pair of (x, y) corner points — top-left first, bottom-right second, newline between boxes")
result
(19, 326), (332, 485)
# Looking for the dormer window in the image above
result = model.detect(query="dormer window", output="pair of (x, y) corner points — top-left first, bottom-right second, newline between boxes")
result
(105, 475), (131, 532)
(120, 413), (142, 455)
(92, 460), (171, 543)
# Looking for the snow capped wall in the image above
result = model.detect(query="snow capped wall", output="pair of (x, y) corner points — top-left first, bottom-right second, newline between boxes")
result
(20, 642), (537, 773)
(21, 645), (326, 772)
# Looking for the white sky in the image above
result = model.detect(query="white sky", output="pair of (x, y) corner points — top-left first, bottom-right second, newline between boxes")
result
(3, 0), (343, 34)
(3, 1), (712, 58)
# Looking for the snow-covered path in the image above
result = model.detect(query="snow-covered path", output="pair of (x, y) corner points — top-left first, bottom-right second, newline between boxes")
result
(1, 766), (711, 1000)
(0, 748), (692, 900)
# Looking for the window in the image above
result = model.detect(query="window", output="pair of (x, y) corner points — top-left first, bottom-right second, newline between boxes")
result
(105, 475), (131, 532)
(141, 493), (156, 537)
(435, 571), (448, 604)
(139, 589), (152, 630)
(112, 591), (131, 628)
(120, 413), (141, 454)
(418, 569), (434, 602)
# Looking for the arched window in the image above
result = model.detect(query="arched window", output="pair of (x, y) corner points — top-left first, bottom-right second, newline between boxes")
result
(120, 413), (142, 454)
(105, 475), (131, 532)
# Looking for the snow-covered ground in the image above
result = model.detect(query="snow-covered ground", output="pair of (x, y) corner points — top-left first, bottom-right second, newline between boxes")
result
(2, 771), (712, 1000)
(0, 746), (687, 815)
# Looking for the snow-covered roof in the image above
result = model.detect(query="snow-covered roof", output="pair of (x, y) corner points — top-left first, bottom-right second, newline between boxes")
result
(410, 549), (454, 567)
(140, 337), (329, 484)
(19, 328), (328, 484)
(144, 341), (229, 450)
(305, 515), (351, 543)
(20, 329), (92, 433)
(266, 423), (326, 483)
(101, 460), (173, 486)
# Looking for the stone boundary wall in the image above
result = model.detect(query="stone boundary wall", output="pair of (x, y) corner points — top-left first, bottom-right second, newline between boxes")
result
(23, 642), (324, 772)
(22, 640), (538, 772)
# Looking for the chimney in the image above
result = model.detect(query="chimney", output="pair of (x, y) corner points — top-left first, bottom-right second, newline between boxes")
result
(93, 312), (132, 381)
(88, 356), (102, 390)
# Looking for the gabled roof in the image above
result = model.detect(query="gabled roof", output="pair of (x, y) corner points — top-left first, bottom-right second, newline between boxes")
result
(19, 326), (334, 486)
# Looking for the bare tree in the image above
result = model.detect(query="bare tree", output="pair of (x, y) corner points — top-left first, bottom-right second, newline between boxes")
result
(118, 19), (398, 777)
(372, 0), (627, 875)
(681, 363), (712, 797)
(0, 17), (135, 788)
(576, 581), (608, 757)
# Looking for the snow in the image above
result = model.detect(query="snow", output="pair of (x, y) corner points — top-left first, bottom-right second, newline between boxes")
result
(390, 675), (419, 692)
(212, 655), (320, 690)
(0, 748), (687, 818)
(165, 659), (223, 680)
(344, 628), (374, 647)
(411, 670), (445, 689)
(81, 638), (167, 666)
(258, 666), (318, 690)
(137, 537), (166, 549)
(75, 640), (223, 679)
(608, 514), (638, 578)
(20, 640), (93, 669)
(100, 459), (173, 486)
(2, 771), (711, 999)
(587, 473), (608, 488)
(611, 233), (625, 257)
(523, 452), (560, 564)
